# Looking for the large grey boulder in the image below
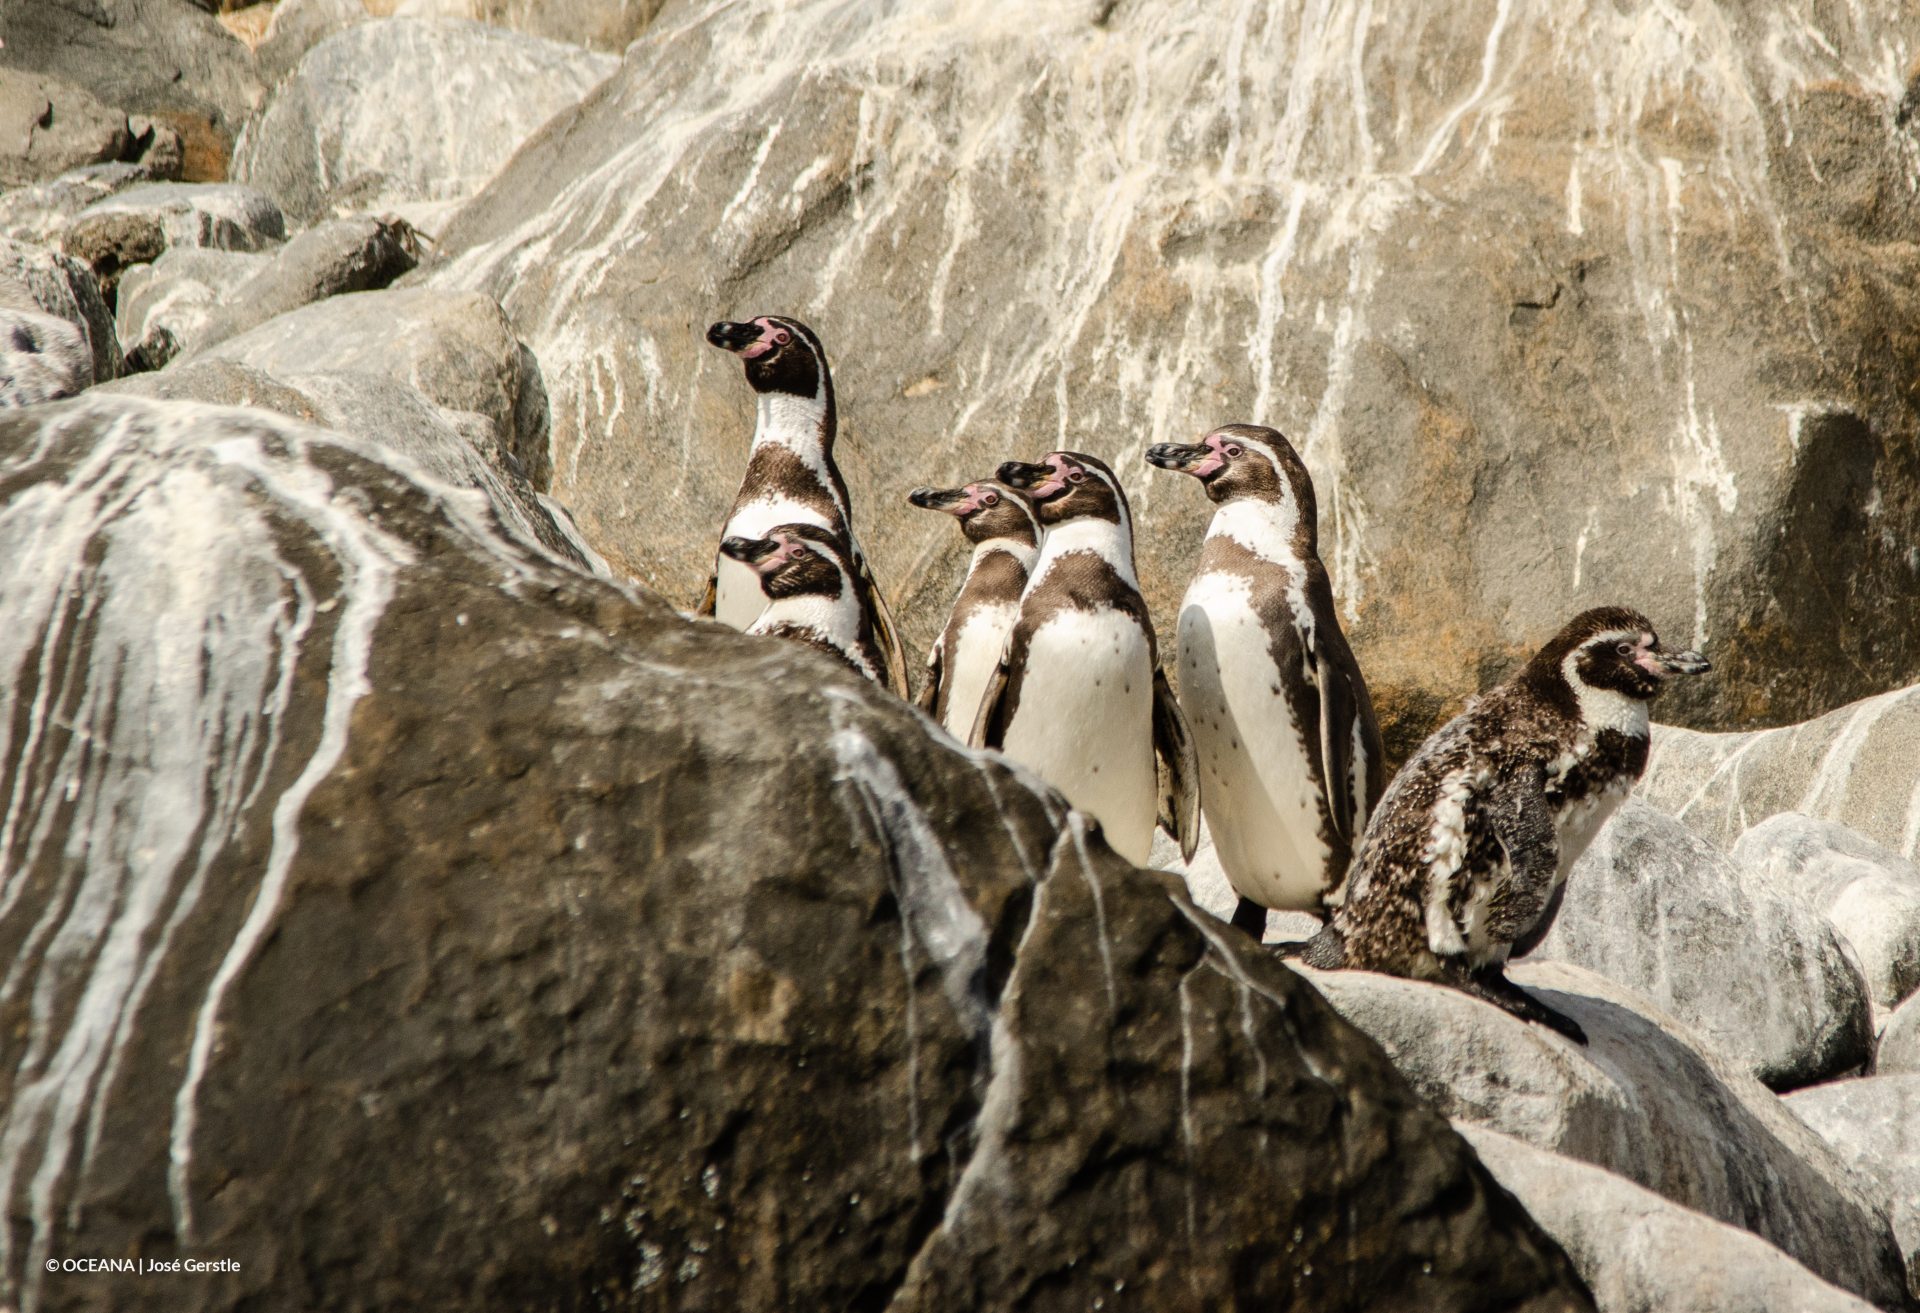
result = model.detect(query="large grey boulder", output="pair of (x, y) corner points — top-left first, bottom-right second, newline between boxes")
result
(0, 309), (92, 406)
(0, 69), (130, 186)
(1785, 1076), (1920, 1300)
(0, 237), (120, 384)
(1523, 799), (1874, 1090)
(198, 285), (550, 486)
(427, 0), (1920, 752)
(1641, 684), (1920, 857)
(63, 183), (286, 297)
(1297, 959), (1909, 1306)
(1885, 996), (1920, 1075)
(232, 18), (618, 227)
(0, 391), (1594, 1311)
(1457, 1123), (1882, 1313)
(256, 0), (371, 85)
(1735, 815), (1920, 1017)
(391, 0), (665, 54)
(114, 248), (274, 372)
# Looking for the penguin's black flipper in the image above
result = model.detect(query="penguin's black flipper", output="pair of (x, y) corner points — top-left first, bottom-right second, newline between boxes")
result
(916, 636), (944, 716)
(853, 554), (913, 700)
(967, 644), (1011, 751)
(696, 572), (718, 618)
(1151, 667), (1200, 862)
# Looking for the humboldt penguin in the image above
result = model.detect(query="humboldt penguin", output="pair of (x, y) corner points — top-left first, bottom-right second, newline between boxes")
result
(718, 524), (887, 682)
(1146, 424), (1385, 939)
(906, 479), (1041, 739)
(703, 314), (909, 695)
(1289, 607), (1710, 1042)
(972, 451), (1199, 866)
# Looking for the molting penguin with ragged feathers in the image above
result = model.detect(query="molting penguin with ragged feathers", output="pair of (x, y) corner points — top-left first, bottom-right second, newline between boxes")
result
(972, 450), (1199, 867)
(907, 479), (1041, 740)
(703, 314), (909, 695)
(718, 523), (889, 683)
(1147, 424), (1386, 939)
(1287, 607), (1709, 1042)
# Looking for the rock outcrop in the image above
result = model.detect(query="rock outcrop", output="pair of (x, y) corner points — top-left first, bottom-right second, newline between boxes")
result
(1785, 1076), (1920, 1300)
(0, 236), (120, 384)
(426, 0), (1920, 752)
(63, 182), (286, 297)
(1886, 997), (1920, 1075)
(0, 70), (132, 187)
(0, 393), (1593, 1313)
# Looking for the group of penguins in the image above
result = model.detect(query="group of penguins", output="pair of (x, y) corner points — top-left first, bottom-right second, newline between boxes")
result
(699, 314), (1711, 1042)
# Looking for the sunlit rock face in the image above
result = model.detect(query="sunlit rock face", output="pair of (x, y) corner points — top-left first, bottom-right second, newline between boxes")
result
(431, 0), (1920, 753)
(0, 395), (1589, 1311)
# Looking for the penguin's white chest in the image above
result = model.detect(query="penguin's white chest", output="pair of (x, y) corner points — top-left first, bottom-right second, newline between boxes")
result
(942, 602), (1018, 739)
(714, 496), (837, 630)
(1000, 608), (1155, 864)
(1176, 573), (1331, 910)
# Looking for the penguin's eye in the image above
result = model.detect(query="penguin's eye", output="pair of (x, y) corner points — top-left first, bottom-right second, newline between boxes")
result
(982, 492), (999, 505)
(770, 329), (791, 345)
(1223, 444), (1243, 458)
(1616, 642), (1634, 656)
(1066, 469), (1085, 483)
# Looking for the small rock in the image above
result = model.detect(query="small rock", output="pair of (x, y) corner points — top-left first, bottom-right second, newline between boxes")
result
(0, 69), (131, 187)
(1296, 958), (1908, 1306)
(1734, 814), (1920, 1017)
(0, 310), (92, 406)
(1883, 995), (1920, 1075)
(197, 285), (547, 486)
(114, 247), (271, 372)
(1457, 1122), (1882, 1313)
(256, 0), (372, 85)
(186, 215), (420, 358)
(1522, 799), (1873, 1090)
(0, 236), (121, 383)
(0, 162), (160, 248)
(1784, 1075), (1920, 1300)
(231, 18), (618, 226)
(63, 183), (287, 296)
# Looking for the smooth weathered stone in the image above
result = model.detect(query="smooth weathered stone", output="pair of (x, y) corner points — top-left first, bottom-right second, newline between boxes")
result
(428, 0), (1920, 752)
(63, 183), (287, 296)
(1298, 959), (1909, 1306)
(198, 285), (548, 485)
(232, 18), (617, 226)
(114, 247), (272, 372)
(1735, 815), (1920, 1016)
(0, 308), (91, 405)
(390, 0), (664, 54)
(1785, 1076), (1920, 1300)
(1642, 686), (1920, 862)
(0, 236), (121, 383)
(257, 0), (371, 84)
(0, 69), (130, 187)
(0, 392), (1593, 1312)
(1457, 1123), (1882, 1313)
(188, 215), (420, 355)
(0, 162), (160, 248)
(1524, 800), (1874, 1090)
(1884, 995), (1920, 1076)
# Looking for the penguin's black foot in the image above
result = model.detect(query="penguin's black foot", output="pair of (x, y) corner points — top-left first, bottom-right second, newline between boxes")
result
(1230, 897), (1268, 940)
(1277, 924), (1347, 970)
(1461, 967), (1588, 1045)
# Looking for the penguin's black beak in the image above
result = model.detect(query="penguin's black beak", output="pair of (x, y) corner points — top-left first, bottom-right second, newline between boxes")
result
(997, 461), (1052, 492)
(1654, 648), (1711, 676)
(908, 486), (968, 513)
(719, 535), (778, 565)
(1146, 442), (1213, 475)
(707, 320), (763, 353)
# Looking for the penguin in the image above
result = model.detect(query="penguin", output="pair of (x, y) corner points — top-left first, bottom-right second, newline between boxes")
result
(717, 523), (888, 682)
(703, 315), (910, 695)
(1288, 607), (1710, 1042)
(1146, 424), (1386, 939)
(972, 451), (1200, 866)
(906, 479), (1041, 739)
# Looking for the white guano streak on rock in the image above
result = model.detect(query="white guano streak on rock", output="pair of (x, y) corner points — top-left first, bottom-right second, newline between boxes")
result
(1795, 684), (1919, 819)
(1066, 811), (1119, 1015)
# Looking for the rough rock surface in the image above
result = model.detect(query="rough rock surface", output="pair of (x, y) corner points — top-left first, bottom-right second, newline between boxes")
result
(0, 163), (163, 249)
(0, 0), (263, 176)
(1297, 959), (1909, 1307)
(1735, 815), (1920, 1016)
(63, 183), (287, 296)
(1885, 996), (1920, 1075)
(1642, 684), (1920, 862)
(1524, 799), (1874, 1090)
(1458, 1122), (1882, 1313)
(232, 18), (618, 227)
(0, 236), (121, 384)
(197, 285), (549, 484)
(0, 392), (1593, 1312)
(115, 248), (275, 372)
(0, 309), (92, 406)
(256, 0), (372, 85)
(1785, 1076), (1920, 1300)
(392, 0), (664, 53)
(426, 0), (1920, 749)
(0, 69), (130, 187)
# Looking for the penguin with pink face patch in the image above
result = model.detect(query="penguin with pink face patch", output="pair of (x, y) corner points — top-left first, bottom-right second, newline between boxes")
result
(1147, 424), (1385, 938)
(719, 523), (887, 682)
(704, 315), (909, 695)
(907, 479), (1041, 738)
(972, 451), (1199, 866)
